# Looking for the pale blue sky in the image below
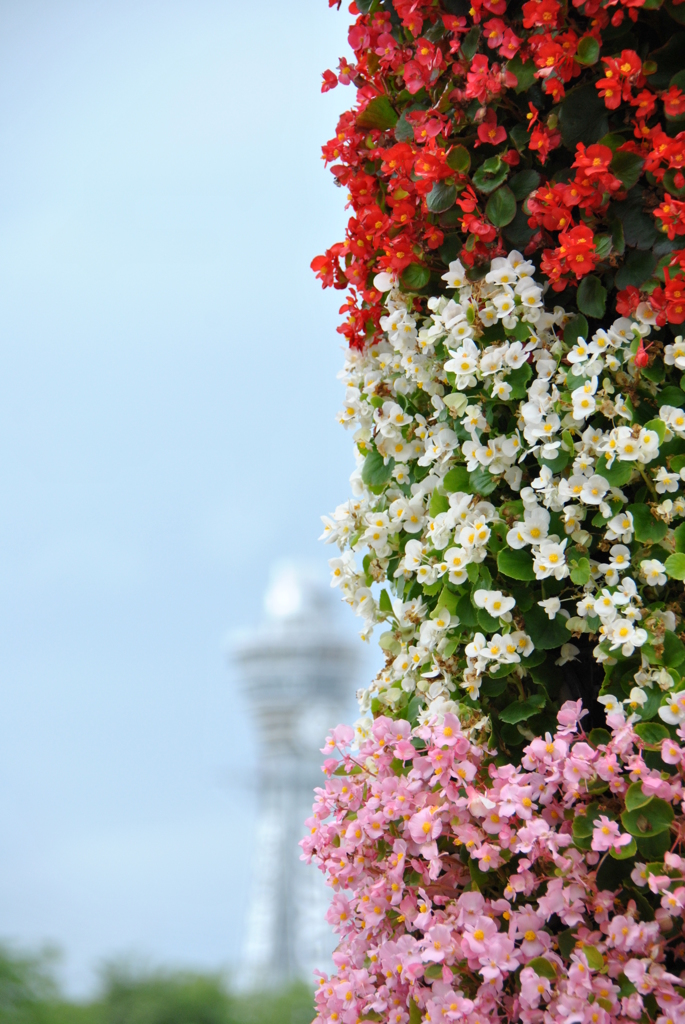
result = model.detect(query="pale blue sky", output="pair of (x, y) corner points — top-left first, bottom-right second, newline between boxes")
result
(0, 0), (370, 995)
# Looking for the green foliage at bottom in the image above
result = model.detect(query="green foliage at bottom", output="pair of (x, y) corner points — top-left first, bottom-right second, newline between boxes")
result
(0, 945), (314, 1024)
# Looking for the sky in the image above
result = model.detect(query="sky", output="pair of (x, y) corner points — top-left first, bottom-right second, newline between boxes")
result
(0, 0), (374, 996)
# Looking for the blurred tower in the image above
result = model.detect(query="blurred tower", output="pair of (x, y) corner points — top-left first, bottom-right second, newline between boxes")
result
(231, 563), (358, 988)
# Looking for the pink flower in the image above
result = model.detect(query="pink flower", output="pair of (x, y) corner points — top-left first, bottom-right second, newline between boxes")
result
(591, 815), (632, 852)
(662, 737), (682, 764)
(421, 924), (453, 962)
(408, 806), (442, 844)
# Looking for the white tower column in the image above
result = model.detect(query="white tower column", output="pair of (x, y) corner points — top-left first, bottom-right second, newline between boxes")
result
(230, 564), (358, 988)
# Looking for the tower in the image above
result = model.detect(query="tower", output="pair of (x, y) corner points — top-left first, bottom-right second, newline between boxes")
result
(230, 563), (358, 988)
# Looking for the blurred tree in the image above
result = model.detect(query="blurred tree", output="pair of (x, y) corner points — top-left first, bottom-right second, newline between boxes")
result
(97, 963), (232, 1024)
(0, 945), (316, 1024)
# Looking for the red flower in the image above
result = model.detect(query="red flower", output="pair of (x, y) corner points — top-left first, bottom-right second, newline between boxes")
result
(597, 50), (644, 108)
(522, 0), (561, 28)
(663, 86), (685, 119)
(654, 194), (685, 239)
(321, 69), (339, 92)
(476, 110), (507, 146)
(631, 89), (657, 119)
(528, 123), (562, 164)
(424, 226), (445, 249)
(572, 142), (613, 177)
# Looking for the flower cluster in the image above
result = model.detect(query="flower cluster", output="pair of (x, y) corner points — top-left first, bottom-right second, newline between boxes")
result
(314, 0), (685, 347)
(302, 703), (685, 1024)
(306, 2), (685, 1019)
(322, 253), (685, 739)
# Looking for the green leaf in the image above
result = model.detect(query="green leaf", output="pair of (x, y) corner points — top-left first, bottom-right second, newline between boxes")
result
(527, 958), (557, 979)
(663, 167), (685, 197)
(594, 233), (613, 260)
(480, 676), (508, 697)
(446, 145), (471, 174)
(588, 727), (612, 747)
(675, 522), (685, 554)
(356, 95), (398, 131)
(379, 588), (394, 616)
(625, 783), (651, 812)
(497, 548), (535, 581)
(427, 181), (458, 214)
(524, 605), (571, 649)
(614, 186), (659, 250)
(573, 810), (599, 838)
(362, 448), (394, 488)
(648, 33), (685, 90)
(509, 124), (529, 153)
(444, 466), (471, 492)
(394, 110), (415, 142)
(656, 385), (685, 408)
(621, 797), (674, 837)
(506, 361), (533, 399)
(615, 248), (657, 290)
(461, 26), (481, 59)
(456, 594), (478, 627)
(506, 54), (536, 93)
(637, 831), (671, 858)
(469, 466), (498, 496)
(423, 963), (443, 981)
(596, 853), (633, 890)
(485, 186), (517, 227)
(570, 556), (591, 585)
(582, 946), (605, 971)
(634, 721), (670, 744)
(508, 169), (541, 201)
(594, 455), (634, 486)
(577, 275), (607, 318)
(499, 693), (545, 724)
(564, 314), (589, 347)
(664, 629), (685, 666)
(400, 263), (430, 291)
(557, 929), (578, 959)
(409, 999), (422, 1024)
(559, 84), (609, 150)
(477, 608), (501, 633)
(610, 150), (645, 191)
(665, 553), (685, 580)
(628, 503), (668, 544)
(666, 0), (685, 23)
(576, 35), (600, 64)
(472, 158), (508, 195)
(429, 491), (450, 516)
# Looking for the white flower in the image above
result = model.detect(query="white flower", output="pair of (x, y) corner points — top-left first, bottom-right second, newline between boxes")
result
(555, 643), (579, 666)
(655, 466), (679, 494)
(659, 693), (685, 725)
(604, 619), (648, 656)
(605, 511), (633, 542)
(625, 687), (648, 711)
(533, 538), (568, 580)
(373, 271), (397, 292)
(538, 597), (561, 619)
(580, 474), (610, 505)
(598, 693), (624, 718)
(660, 405), (685, 435)
(664, 336), (685, 370)
(443, 547), (470, 584)
(474, 589), (516, 620)
(441, 259), (468, 289)
(640, 558), (667, 587)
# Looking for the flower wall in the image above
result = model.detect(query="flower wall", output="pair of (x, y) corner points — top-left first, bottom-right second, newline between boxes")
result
(303, 1), (685, 1023)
